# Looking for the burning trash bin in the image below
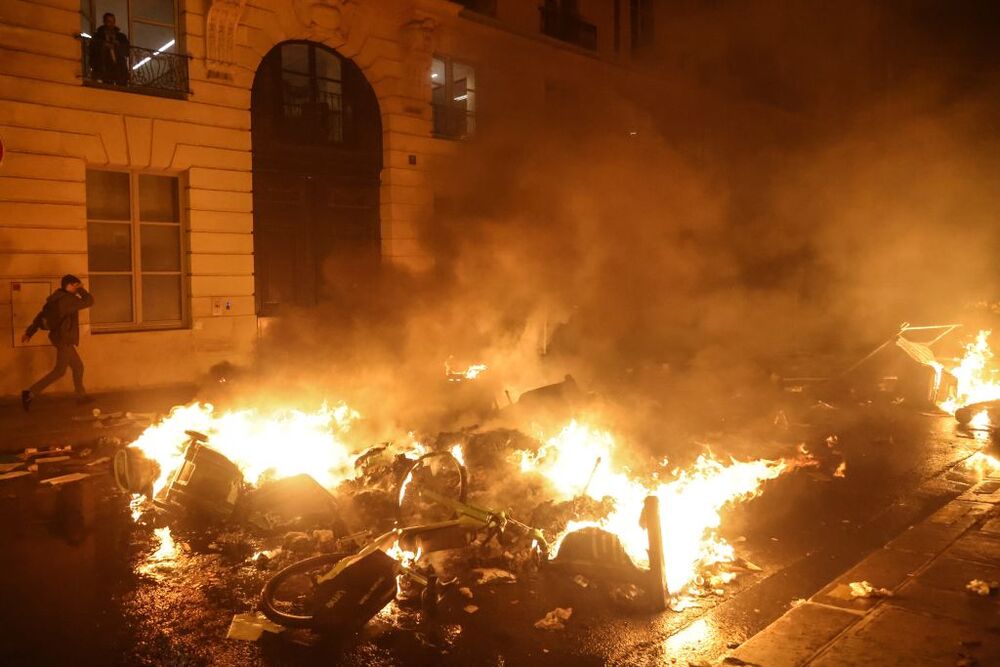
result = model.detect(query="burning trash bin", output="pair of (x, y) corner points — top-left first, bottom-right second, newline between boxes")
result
(113, 446), (161, 498)
(551, 495), (668, 610)
(155, 431), (243, 521)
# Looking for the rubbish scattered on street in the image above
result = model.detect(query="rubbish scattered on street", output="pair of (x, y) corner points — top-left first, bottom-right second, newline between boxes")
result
(848, 581), (893, 599)
(226, 611), (285, 641)
(534, 607), (572, 630)
(965, 579), (998, 596)
(40, 472), (90, 485)
(473, 567), (516, 585)
(36, 456), (71, 464)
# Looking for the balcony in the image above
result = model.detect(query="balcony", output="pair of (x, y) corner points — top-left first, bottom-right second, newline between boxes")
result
(80, 38), (190, 99)
(539, 5), (597, 51)
(432, 103), (475, 140)
(454, 0), (497, 15)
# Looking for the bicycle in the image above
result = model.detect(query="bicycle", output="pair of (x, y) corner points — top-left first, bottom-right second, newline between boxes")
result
(259, 450), (549, 633)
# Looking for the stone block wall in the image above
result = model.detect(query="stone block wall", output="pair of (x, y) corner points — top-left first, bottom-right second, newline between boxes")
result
(0, 0), (645, 396)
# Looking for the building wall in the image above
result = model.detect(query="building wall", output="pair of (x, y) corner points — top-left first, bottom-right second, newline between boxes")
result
(0, 0), (649, 396)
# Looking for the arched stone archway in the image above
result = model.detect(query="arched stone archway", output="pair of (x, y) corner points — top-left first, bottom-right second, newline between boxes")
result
(251, 40), (383, 315)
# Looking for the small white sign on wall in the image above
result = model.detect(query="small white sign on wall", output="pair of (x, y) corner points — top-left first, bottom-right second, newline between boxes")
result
(12, 281), (52, 347)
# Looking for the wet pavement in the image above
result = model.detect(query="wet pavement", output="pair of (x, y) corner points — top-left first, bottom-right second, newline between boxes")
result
(0, 384), (197, 455)
(732, 480), (1000, 666)
(0, 398), (993, 666)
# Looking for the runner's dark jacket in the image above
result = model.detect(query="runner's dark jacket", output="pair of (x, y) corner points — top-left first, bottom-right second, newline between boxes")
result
(25, 289), (95, 346)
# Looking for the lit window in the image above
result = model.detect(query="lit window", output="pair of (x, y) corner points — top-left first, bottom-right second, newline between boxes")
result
(81, 1), (178, 52)
(432, 56), (476, 140)
(80, 1), (187, 97)
(86, 170), (185, 329)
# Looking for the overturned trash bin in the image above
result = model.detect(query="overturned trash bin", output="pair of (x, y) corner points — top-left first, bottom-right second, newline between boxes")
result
(113, 446), (162, 498)
(156, 431), (243, 521)
(551, 495), (668, 611)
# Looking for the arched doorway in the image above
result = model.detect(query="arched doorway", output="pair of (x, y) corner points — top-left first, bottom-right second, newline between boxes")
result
(251, 41), (382, 315)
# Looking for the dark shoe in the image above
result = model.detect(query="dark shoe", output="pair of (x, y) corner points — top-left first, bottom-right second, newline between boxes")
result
(76, 395), (95, 406)
(21, 390), (32, 412)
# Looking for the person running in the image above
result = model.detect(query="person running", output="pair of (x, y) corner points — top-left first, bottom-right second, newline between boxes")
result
(21, 275), (96, 411)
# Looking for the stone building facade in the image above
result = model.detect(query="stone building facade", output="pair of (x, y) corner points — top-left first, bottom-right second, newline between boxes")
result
(0, 0), (659, 396)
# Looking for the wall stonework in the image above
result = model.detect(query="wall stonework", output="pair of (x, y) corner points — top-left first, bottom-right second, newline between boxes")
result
(0, 0), (649, 396)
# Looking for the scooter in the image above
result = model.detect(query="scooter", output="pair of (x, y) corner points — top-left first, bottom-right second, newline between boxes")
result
(259, 450), (548, 633)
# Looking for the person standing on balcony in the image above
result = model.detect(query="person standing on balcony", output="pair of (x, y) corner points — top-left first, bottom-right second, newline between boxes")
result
(89, 12), (129, 86)
(20, 275), (96, 411)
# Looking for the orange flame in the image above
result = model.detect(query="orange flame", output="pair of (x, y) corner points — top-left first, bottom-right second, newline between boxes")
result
(129, 402), (360, 495)
(967, 451), (1000, 478)
(938, 330), (1000, 425)
(519, 421), (786, 594)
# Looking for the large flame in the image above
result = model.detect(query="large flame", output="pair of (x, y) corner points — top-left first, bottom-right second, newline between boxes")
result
(130, 402), (360, 495)
(938, 330), (1000, 421)
(966, 451), (1000, 478)
(519, 421), (786, 594)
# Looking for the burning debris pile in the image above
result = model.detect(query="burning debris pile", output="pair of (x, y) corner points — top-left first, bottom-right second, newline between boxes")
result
(938, 330), (1000, 430)
(790, 324), (1000, 433)
(109, 397), (810, 641)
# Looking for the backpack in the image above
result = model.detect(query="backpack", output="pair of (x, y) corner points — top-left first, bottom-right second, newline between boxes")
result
(38, 299), (61, 332)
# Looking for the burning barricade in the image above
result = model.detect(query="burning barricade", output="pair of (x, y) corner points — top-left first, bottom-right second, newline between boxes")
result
(108, 396), (806, 644)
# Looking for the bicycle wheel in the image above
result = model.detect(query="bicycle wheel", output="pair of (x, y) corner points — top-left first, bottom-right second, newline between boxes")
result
(259, 552), (351, 628)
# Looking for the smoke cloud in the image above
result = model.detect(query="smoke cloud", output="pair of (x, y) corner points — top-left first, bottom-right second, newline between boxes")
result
(219, 2), (1000, 458)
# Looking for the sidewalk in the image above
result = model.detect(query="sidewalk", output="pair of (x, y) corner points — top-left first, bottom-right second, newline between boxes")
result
(729, 463), (1000, 666)
(0, 384), (197, 454)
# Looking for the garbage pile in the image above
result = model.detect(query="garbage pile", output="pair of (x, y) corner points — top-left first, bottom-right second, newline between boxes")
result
(109, 419), (776, 644)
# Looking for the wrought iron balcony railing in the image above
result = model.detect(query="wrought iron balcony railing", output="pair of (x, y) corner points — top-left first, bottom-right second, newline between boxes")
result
(80, 37), (191, 99)
(539, 6), (598, 51)
(433, 103), (474, 140)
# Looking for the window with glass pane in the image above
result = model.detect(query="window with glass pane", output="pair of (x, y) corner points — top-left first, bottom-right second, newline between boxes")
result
(277, 42), (344, 143)
(431, 57), (476, 139)
(83, 0), (176, 50)
(86, 169), (185, 330)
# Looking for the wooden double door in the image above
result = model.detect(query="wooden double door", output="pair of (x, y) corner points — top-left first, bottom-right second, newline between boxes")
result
(252, 168), (380, 315)
(251, 40), (383, 316)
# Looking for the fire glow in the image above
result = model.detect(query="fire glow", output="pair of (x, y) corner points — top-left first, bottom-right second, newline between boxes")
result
(128, 406), (788, 597)
(130, 402), (360, 495)
(938, 330), (1000, 423)
(518, 421), (786, 594)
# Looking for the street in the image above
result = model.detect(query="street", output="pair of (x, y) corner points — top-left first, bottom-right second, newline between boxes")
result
(0, 394), (991, 666)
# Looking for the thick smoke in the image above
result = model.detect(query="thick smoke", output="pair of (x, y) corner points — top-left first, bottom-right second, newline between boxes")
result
(223, 2), (999, 455)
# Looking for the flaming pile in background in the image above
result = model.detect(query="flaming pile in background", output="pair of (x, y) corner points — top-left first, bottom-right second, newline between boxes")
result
(937, 330), (1000, 427)
(446, 360), (489, 382)
(518, 421), (787, 594)
(130, 402), (360, 495)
